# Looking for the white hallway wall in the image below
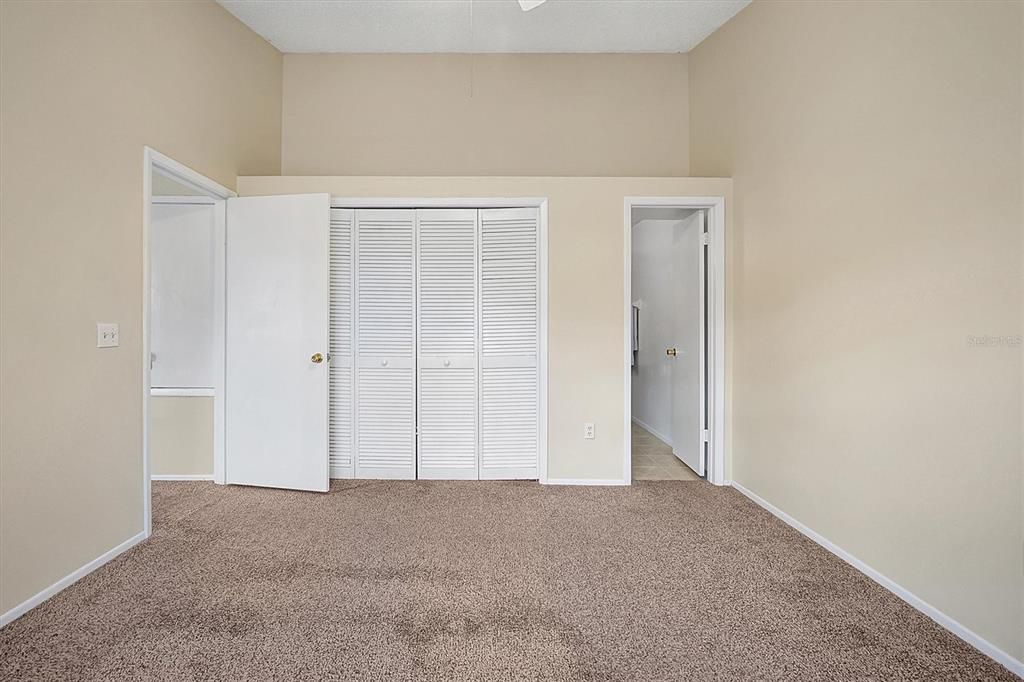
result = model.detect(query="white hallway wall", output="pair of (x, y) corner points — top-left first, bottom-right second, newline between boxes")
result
(148, 201), (218, 477)
(631, 212), (702, 447)
(631, 219), (681, 442)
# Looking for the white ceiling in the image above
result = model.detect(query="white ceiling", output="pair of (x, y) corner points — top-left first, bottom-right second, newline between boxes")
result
(217, 0), (751, 54)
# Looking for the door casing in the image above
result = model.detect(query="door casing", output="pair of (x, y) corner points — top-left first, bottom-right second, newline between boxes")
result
(624, 197), (727, 486)
(142, 147), (234, 537)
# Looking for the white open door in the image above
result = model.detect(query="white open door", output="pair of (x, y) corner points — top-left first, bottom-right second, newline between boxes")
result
(670, 210), (706, 477)
(225, 194), (330, 492)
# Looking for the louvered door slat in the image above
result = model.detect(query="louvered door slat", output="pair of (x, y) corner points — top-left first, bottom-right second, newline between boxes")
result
(355, 209), (416, 479)
(417, 209), (478, 479)
(479, 208), (540, 479)
(481, 366), (538, 468)
(329, 209), (354, 478)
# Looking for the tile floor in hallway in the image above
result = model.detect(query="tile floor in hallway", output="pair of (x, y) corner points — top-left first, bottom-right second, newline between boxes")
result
(631, 422), (702, 481)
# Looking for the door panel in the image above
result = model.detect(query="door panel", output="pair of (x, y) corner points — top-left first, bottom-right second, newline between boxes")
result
(670, 210), (705, 476)
(355, 366), (415, 478)
(329, 208), (355, 478)
(479, 208), (540, 480)
(354, 209), (416, 479)
(480, 365), (538, 478)
(416, 209), (478, 479)
(225, 194), (330, 492)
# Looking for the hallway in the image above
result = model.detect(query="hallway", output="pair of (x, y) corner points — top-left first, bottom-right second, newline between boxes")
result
(631, 423), (701, 481)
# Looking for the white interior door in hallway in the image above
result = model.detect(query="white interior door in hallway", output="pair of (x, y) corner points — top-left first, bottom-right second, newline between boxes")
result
(669, 210), (706, 476)
(328, 206), (541, 481)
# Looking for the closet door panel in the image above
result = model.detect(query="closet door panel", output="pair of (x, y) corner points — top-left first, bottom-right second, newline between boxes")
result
(481, 365), (538, 476)
(354, 209), (416, 479)
(479, 208), (540, 480)
(419, 366), (476, 479)
(417, 209), (478, 479)
(356, 366), (415, 476)
(329, 209), (354, 479)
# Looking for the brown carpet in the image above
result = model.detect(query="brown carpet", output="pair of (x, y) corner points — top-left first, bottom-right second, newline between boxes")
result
(0, 480), (1016, 681)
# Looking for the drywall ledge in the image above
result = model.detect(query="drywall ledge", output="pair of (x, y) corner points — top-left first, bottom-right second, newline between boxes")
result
(732, 482), (1024, 677)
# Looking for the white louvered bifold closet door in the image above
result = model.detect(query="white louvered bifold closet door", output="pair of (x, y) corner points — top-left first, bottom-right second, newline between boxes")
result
(329, 208), (355, 478)
(416, 209), (479, 480)
(479, 208), (540, 479)
(354, 209), (416, 479)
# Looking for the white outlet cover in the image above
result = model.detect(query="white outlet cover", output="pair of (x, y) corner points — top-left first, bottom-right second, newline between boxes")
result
(97, 322), (119, 348)
(584, 423), (595, 439)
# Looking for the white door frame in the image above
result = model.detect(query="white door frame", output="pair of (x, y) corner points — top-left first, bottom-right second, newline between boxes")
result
(142, 147), (234, 536)
(624, 197), (727, 486)
(331, 197), (549, 483)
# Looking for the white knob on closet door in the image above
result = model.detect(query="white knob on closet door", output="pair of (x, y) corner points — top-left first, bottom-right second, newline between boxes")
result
(381, 359), (388, 367)
(443, 359), (451, 367)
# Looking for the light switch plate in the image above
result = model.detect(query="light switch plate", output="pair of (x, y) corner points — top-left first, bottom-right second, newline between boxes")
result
(97, 322), (119, 348)
(584, 423), (595, 440)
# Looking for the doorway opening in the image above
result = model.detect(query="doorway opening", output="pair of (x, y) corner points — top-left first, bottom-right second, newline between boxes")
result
(624, 197), (726, 486)
(142, 148), (234, 536)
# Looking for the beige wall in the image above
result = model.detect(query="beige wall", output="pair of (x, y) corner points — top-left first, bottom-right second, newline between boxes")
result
(150, 397), (214, 477)
(238, 176), (733, 483)
(0, 0), (281, 614)
(282, 54), (689, 177)
(690, 0), (1023, 659)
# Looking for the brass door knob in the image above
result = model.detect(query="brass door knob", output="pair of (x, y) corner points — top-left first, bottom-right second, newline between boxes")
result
(666, 348), (678, 357)
(311, 352), (324, 364)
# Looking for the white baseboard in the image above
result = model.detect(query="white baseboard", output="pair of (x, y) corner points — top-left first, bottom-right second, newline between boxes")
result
(630, 416), (673, 447)
(544, 478), (628, 486)
(731, 481), (1024, 677)
(0, 530), (148, 628)
(151, 474), (213, 481)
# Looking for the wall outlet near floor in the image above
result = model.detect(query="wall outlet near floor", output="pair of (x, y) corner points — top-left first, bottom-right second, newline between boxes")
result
(583, 423), (595, 439)
(96, 322), (119, 348)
